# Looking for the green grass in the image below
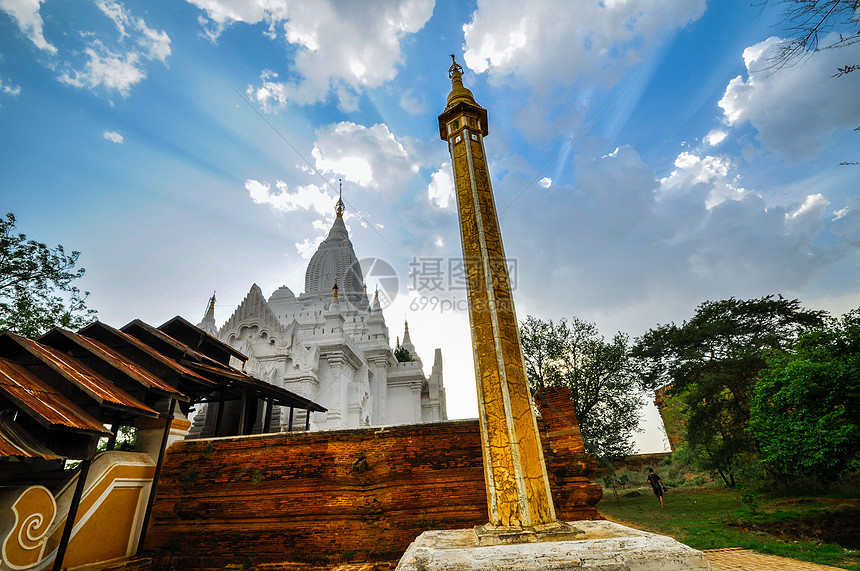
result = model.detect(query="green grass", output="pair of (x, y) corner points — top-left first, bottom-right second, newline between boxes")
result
(598, 487), (859, 570)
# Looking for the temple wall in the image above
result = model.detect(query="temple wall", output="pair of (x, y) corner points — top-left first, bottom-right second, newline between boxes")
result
(144, 388), (602, 568)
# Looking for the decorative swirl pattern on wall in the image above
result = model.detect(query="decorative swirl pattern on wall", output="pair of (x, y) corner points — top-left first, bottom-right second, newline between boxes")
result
(1, 485), (56, 570)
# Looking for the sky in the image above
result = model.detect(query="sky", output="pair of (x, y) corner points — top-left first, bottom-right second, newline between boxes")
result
(1, 0), (859, 453)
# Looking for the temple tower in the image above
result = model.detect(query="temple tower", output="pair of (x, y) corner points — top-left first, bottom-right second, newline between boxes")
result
(438, 56), (556, 528)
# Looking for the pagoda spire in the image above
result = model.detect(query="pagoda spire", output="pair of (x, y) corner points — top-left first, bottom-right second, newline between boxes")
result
(197, 291), (217, 335)
(402, 320), (414, 348)
(335, 178), (345, 218)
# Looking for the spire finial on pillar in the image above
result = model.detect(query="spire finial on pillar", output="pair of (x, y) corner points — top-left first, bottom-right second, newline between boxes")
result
(445, 54), (476, 107)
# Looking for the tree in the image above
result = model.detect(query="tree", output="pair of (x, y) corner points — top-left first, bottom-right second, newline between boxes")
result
(0, 213), (97, 338)
(750, 308), (860, 482)
(394, 344), (413, 362)
(520, 315), (643, 463)
(762, 0), (860, 73)
(632, 296), (824, 487)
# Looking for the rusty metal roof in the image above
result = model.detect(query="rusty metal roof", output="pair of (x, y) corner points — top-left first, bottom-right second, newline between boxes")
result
(0, 332), (156, 417)
(123, 319), (229, 370)
(78, 322), (213, 387)
(158, 315), (247, 363)
(0, 413), (63, 459)
(182, 360), (326, 412)
(39, 328), (187, 401)
(0, 357), (109, 435)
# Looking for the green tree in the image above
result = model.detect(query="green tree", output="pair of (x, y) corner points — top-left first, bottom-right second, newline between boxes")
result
(520, 315), (643, 463)
(394, 344), (413, 363)
(0, 213), (97, 338)
(750, 308), (860, 482)
(632, 296), (824, 487)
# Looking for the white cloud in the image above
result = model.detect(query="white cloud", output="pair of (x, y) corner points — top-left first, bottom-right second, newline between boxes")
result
(704, 129), (727, 146)
(510, 145), (844, 334)
(246, 179), (334, 214)
(786, 193), (829, 239)
(399, 88), (427, 115)
(11, 1), (171, 97)
(0, 77), (21, 96)
(189, 0), (433, 110)
(833, 207), (849, 221)
(719, 34), (860, 161)
(0, 0), (56, 53)
(538, 177), (551, 189)
(462, 0), (706, 138)
(294, 237), (318, 259)
(103, 130), (124, 143)
(427, 163), (454, 208)
(311, 122), (418, 194)
(788, 193), (829, 222)
(660, 152), (748, 209)
(60, 44), (145, 97)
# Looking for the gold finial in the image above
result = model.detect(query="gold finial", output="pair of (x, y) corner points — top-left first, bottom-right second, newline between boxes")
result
(445, 54), (475, 107)
(332, 282), (339, 299)
(449, 54), (463, 78)
(335, 178), (345, 218)
(404, 320), (409, 334)
(208, 291), (216, 312)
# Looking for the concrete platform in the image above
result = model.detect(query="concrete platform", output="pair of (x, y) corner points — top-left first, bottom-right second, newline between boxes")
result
(396, 520), (711, 570)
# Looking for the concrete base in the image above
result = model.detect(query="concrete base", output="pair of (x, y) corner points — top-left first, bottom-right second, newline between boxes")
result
(396, 520), (711, 570)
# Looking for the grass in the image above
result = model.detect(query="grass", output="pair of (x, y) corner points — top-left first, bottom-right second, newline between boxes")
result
(598, 487), (859, 570)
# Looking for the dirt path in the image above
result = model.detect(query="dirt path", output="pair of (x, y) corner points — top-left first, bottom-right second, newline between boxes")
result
(704, 547), (846, 570)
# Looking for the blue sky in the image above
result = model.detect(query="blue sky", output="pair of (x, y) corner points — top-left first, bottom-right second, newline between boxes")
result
(2, 1), (858, 450)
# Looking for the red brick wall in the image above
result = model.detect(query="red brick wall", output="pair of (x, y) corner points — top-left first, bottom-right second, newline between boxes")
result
(145, 388), (601, 568)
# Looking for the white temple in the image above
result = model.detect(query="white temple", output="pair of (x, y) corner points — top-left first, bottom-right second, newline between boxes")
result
(189, 196), (446, 436)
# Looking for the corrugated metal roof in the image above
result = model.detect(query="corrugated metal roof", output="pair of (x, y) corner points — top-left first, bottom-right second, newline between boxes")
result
(2, 332), (156, 416)
(78, 322), (213, 386)
(0, 357), (109, 435)
(0, 413), (63, 459)
(182, 360), (326, 412)
(123, 319), (229, 369)
(40, 328), (187, 401)
(159, 315), (247, 363)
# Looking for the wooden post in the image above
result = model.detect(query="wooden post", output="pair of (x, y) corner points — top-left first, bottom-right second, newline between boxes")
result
(136, 398), (176, 556)
(237, 387), (248, 436)
(263, 399), (273, 433)
(52, 440), (96, 571)
(214, 386), (225, 437)
(105, 422), (118, 451)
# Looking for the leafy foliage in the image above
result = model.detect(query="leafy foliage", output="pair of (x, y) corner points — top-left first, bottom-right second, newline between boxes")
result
(0, 213), (97, 337)
(520, 315), (643, 463)
(632, 296), (824, 487)
(750, 308), (860, 482)
(394, 344), (413, 362)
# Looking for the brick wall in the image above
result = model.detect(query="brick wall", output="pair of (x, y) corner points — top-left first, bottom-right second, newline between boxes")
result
(145, 387), (601, 568)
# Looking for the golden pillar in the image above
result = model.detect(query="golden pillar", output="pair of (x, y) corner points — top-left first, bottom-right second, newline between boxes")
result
(438, 56), (556, 529)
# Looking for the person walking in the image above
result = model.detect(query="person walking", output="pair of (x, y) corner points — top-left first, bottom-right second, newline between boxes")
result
(647, 467), (665, 509)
